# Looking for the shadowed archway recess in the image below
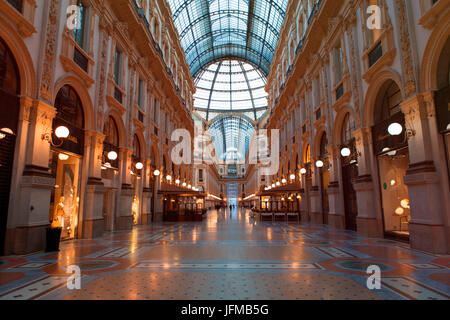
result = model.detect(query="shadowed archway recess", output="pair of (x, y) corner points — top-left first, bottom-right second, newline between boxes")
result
(167, 0), (289, 77)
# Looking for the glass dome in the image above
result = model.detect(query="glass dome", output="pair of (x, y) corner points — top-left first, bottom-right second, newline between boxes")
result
(194, 59), (268, 121)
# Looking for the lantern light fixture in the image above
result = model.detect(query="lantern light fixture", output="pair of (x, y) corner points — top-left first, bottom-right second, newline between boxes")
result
(281, 178), (287, 184)
(42, 126), (70, 147)
(175, 179), (180, 184)
(58, 153), (69, 161)
(316, 160), (324, 168)
(107, 151), (118, 161)
(276, 181), (281, 186)
(166, 175), (172, 181)
(300, 168), (307, 175)
(153, 169), (161, 176)
(290, 174), (296, 180)
(341, 147), (351, 157)
(135, 162), (144, 170)
(182, 182), (187, 187)
(388, 122), (403, 136)
(55, 126), (70, 139)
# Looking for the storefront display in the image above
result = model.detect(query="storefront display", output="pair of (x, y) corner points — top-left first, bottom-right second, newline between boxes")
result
(48, 85), (85, 241)
(49, 151), (81, 239)
(377, 148), (410, 235)
(0, 38), (20, 255)
(372, 80), (410, 240)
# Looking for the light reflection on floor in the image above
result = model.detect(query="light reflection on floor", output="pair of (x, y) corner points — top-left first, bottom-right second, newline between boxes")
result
(0, 209), (449, 300)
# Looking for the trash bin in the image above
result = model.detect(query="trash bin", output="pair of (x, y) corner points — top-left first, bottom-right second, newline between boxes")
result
(45, 227), (62, 252)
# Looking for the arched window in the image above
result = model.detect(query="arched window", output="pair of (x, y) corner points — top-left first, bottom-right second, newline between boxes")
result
(375, 80), (402, 124)
(304, 144), (311, 163)
(54, 85), (84, 129)
(103, 116), (119, 147)
(341, 113), (356, 144)
(0, 38), (20, 95)
(133, 134), (141, 161)
(53, 85), (85, 155)
(103, 116), (119, 168)
(319, 133), (328, 158)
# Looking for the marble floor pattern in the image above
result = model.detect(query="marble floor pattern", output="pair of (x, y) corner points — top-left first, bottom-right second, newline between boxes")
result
(0, 209), (449, 300)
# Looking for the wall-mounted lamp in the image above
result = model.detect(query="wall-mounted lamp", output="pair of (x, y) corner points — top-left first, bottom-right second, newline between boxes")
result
(0, 128), (14, 140)
(388, 122), (416, 140)
(315, 160), (324, 168)
(135, 162), (144, 170)
(42, 126), (70, 147)
(340, 147), (351, 157)
(107, 151), (118, 161)
(387, 122), (403, 136)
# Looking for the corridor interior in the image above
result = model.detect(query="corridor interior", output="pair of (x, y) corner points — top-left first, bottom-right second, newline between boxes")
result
(0, 209), (448, 300)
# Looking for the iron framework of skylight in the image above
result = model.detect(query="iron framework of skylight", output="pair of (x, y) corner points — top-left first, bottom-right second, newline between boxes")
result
(167, 0), (289, 78)
(194, 59), (268, 121)
(208, 115), (255, 161)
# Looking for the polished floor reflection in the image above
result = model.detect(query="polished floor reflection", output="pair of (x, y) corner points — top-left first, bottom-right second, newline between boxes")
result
(0, 209), (449, 300)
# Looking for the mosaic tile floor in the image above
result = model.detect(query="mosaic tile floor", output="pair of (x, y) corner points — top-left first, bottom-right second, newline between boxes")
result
(0, 209), (449, 300)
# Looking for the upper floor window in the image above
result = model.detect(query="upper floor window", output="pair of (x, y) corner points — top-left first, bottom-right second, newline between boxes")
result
(6, 0), (23, 13)
(334, 43), (344, 84)
(74, 0), (88, 50)
(114, 48), (122, 86)
(138, 79), (144, 108)
(153, 98), (159, 123)
(366, 0), (382, 45)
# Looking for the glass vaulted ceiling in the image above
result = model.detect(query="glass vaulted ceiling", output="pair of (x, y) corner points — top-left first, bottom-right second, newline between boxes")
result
(194, 59), (268, 121)
(167, 0), (289, 77)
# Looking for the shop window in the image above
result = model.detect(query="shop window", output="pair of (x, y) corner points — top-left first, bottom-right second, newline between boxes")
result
(372, 80), (410, 240)
(132, 135), (142, 225)
(49, 85), (85, 240)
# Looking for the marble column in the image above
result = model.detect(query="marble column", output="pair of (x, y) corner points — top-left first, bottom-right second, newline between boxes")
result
(353, 127), (382, 237)
(6, 99), (56, 254)
(327, 145), (345, 229)
(117, 148), (133, 230)
(401, 94), (448, 254)
(82, 130), (105, 239)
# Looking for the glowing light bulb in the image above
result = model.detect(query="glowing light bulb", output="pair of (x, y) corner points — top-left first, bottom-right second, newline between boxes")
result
(153, 169), (160, 176)
(166, 175), (172, 181)
(388, 123), (403, 136)
(290, 174), (296, 180)
(316, 160), (324, 168)
(58, 153), (69, 161)
(135, 162), (144, 170)
(300, 168), (307, 174)
(175, 179), (180, 184)
(107, 151), (118, 161)
(55, 126), (70, 139)
(341, 147), (351, 157)
(281, 178), (287, 184)
(395, 207), (404, 215)
(400, 199), (410, 209)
